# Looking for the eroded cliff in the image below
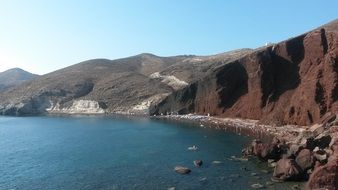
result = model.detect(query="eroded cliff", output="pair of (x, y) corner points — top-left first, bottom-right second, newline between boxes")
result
(151, 20), (338, 126)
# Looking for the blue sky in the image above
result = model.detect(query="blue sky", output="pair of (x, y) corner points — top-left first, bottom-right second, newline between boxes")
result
(0, 0), (337, 74)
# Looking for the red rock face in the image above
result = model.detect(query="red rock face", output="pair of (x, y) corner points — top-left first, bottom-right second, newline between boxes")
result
(306, 157), (338, 190)
(151, 20), (338, 126)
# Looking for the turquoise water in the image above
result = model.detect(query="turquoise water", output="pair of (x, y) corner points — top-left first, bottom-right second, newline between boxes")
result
(0, 116), (297, 190)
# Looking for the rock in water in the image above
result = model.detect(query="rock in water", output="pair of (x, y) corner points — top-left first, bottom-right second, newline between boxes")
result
(193, 160), (203, 167)
(212, 160), (222, 164)
(272, 158), (303, 181)
(251, 183), (264, 189)
(174, 166), (191, 174)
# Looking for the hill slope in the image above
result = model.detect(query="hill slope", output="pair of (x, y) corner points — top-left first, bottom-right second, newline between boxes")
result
(150, 19), (338, 126)
(0, 50), (252, 115)
(0, 68), (38, 91)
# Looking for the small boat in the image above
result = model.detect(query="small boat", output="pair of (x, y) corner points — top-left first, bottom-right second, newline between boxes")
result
(188, 145), (198, 151)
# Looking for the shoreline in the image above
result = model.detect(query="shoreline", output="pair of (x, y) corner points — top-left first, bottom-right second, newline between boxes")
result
(1, 113), (337, 188)
(152, 114), (305, 142)
(152, 113), (338, 189)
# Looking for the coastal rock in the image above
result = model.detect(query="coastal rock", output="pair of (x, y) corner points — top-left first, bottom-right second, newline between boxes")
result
(251, 139), (264, 155)
(295, 149), (314, 171)
(321, 112), (337, 126)
(272, 158), (303, 181)
(329, 132), (338, 148)
(174, 166), (191, 174)
(304, 137), (316, 150)
(306, 157), (338, 190)
(288, 143), (304, 158)
(268, 159), (277, 168)
(261, 138), (283, 160)
(314, 134), (331, 149)
(249, 138), (282, 160)
(308, 124), (324, 136)
(193, 160), (203, 167)
(313, 150), (328, 163)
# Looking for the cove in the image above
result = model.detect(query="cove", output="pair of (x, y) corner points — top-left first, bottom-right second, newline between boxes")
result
(0, 116), (301, 189)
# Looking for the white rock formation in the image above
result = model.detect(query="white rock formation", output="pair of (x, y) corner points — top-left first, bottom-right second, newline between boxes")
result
(47, 100), (105, 114)
(132, 93), (170, 112)
(150, 72), (188, 90)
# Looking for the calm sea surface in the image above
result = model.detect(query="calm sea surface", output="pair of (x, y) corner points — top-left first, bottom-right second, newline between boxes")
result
(0, 116), (301, 190)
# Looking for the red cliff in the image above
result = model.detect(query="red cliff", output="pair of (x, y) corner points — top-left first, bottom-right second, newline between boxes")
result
(151, 20), (338, 126)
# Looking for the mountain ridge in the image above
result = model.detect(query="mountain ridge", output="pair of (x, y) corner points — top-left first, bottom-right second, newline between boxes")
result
(0, 68), (38, 91)
(0, 48), (252, 115)
(0, 19), (337, 126)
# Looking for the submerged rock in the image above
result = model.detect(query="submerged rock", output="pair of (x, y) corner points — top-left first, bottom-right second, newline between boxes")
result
(212, 160), (222, 164)
(174, 166), (191, 174)
(250, 183), (264, 189)
(193, 160), (203, 167)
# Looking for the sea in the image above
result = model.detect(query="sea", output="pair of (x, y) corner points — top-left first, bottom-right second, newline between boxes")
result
(0, 115), (302, 190)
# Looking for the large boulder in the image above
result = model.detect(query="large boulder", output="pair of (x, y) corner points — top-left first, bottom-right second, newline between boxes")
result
(295, 149), (314, 171)
(301, 137), (316, 150)
(314, 134), (332, 149)
(250, 139), (264, 155)
(272, 158), (303, 181)
(249, 138), (283, 160)
(287, 143), (304, 158)
(306, 157), (338, 190)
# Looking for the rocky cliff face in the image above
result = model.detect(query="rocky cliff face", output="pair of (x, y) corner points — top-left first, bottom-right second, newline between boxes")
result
(151, 20), (338, 126)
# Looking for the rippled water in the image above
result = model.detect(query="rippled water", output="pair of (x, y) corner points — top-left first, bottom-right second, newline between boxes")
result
(0, 116), (301, 190)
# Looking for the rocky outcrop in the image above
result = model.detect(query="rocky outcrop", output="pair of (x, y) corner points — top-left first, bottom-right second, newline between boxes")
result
(272, 158), (303, 181)
(306, 157), (338, 190)
(241, 113), (338, 189)
(151, 19), (338, 126)
(295, 149), (314, 171)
